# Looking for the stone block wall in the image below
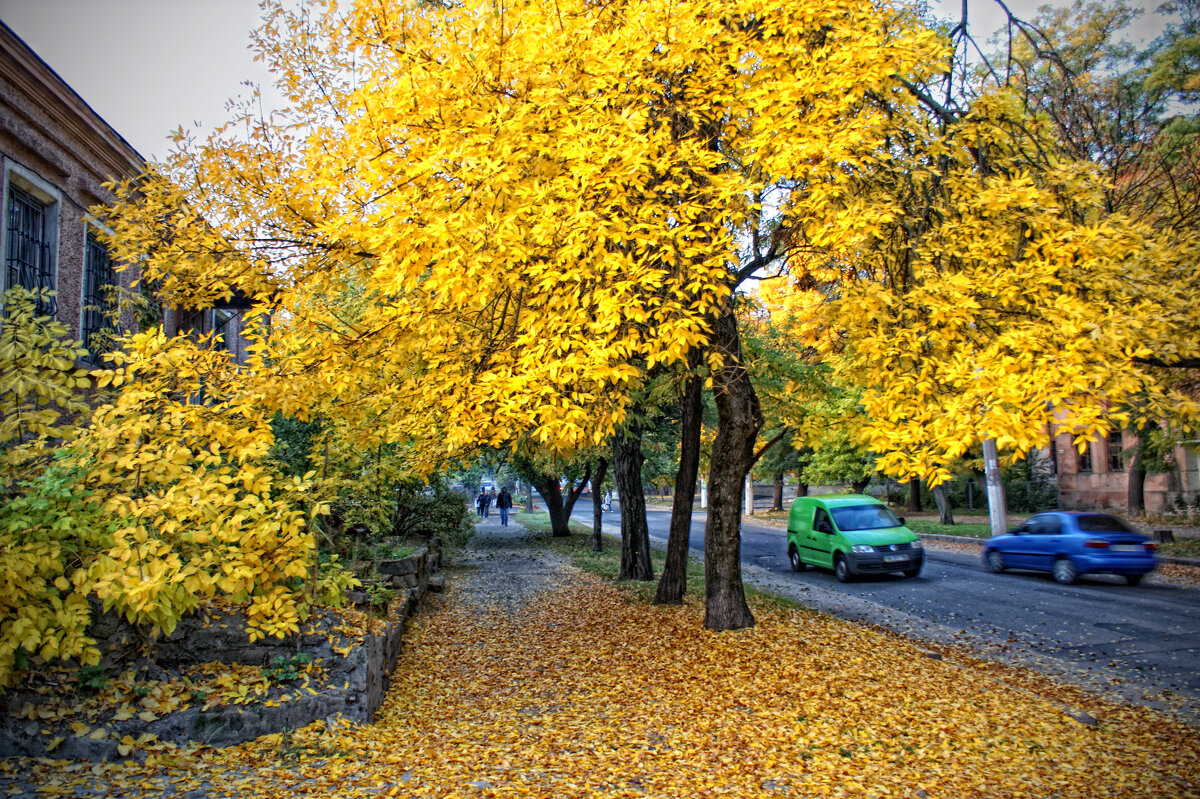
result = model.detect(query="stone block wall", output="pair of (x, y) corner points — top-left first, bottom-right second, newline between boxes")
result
(0, 544), (444, 760)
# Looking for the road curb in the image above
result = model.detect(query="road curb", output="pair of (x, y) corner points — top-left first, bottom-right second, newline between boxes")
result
(917, 532), (1200, 567)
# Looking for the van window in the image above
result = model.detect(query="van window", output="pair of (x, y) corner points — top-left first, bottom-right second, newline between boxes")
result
(829, 504), (901, 532)
(813, 508), (832, 531)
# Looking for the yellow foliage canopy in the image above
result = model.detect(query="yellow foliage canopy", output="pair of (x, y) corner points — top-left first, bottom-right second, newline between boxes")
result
(101, 0), (944, 463)
(785, 90), (1200, 484)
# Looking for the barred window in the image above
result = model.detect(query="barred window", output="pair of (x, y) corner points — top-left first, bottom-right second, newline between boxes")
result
(82, 232), (115, 362)
(1107, 430), (1124, 472)
(213, 308), (235, 353)
(1076, 439), (1093, 473)
(5, 185), (55, 315)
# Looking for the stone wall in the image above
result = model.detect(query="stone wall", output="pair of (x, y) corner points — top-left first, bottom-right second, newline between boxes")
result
(0, 542), (443, 761)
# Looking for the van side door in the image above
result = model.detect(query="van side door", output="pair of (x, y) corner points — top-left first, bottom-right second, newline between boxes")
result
(808, 506), (836, 568)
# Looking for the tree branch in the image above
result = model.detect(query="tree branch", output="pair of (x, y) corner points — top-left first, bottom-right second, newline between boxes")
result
(1133, 356), (1200, 370)
(750, 428), (790, 469)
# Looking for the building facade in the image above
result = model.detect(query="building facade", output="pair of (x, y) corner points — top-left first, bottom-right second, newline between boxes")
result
(1048, 430), (1200, 514)
(0, 21), (145, 364)
(1, 22), (259, 364)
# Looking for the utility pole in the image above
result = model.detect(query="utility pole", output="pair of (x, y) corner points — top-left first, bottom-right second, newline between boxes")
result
(982, 435), (1008, 536)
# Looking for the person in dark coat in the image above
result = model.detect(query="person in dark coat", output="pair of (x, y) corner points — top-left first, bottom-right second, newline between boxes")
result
(496, 486), (513, 526)
(476, 488), (488, 517)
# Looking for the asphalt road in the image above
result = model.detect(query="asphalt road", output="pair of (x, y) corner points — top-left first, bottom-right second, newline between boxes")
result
(572, 503), (1200, 720)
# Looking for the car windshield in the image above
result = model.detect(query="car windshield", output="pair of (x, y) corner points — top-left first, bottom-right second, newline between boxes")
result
(1076, 514), (1136, 533)
(829, 505), (901, 532)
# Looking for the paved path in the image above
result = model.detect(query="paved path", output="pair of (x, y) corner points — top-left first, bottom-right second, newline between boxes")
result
(454, 514), (574, 612)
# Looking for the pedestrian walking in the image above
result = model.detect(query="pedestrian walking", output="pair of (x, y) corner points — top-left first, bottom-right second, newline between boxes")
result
(486, 488), (496, 519)
(496, 486), (513, 526)
(476, 488), (487, 517)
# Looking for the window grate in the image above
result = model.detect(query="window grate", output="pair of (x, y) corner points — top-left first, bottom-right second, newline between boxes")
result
(1077, 439), (1093, 473)
(82, 233), (115, 362)
(1107, 431), (1124, 472)
(5, 185), (54, 315)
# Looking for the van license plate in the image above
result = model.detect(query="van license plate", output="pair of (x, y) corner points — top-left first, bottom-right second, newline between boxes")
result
(883, 555), (908, 563)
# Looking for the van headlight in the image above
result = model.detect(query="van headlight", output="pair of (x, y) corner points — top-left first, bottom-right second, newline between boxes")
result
(852, 545), (874, 553)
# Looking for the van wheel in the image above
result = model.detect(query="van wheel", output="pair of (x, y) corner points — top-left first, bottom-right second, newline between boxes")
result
(834, 555), (853, 583)
(788, 546), (806, 572)
(1053, 557), (1077, 585)
(903, 566), (921, 578)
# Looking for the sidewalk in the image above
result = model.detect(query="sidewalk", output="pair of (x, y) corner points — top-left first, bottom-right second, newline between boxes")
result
(5, 517), (1199, 798)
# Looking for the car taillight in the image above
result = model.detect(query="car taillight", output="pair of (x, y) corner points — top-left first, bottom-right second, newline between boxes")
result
(1084, 539), (1110, 549)
(1144, 542), (1158, 551)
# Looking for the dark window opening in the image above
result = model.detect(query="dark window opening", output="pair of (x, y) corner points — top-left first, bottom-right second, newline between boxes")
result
(5, 185), (54, 315)
(1077, 440), (1092, 473)
(82, 233), (115, 362)
(1107, 431), (1124, 472)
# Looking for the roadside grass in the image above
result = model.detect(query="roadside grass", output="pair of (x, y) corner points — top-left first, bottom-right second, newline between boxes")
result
(905, 518), (993, 538)
(1160, 537), (1200, 559)
(512, 511), (806, 612)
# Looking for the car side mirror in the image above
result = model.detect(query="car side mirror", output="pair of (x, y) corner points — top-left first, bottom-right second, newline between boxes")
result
(897, 516), (906, 526)
(816, 522), (833, 534)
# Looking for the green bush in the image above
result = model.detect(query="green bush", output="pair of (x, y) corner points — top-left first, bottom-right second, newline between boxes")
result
(391, 476), (474, 550)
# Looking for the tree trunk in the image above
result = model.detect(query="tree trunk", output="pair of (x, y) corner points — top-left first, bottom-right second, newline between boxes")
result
(932, 484), (954, 525)
(851, 476), (870, 494)
(655, 372), (702, 605)
(704, 304), (760, 630)
(772, 472), (784, 511)
(907, 477), (922, 512)
(613, 427), (653, 580)
(972, 468), (986, 507)
(592, 456), (608, 552)
(1128, 431), (1148, 517)
(796, 476), (808, 498)
(534, 476), (572, 537)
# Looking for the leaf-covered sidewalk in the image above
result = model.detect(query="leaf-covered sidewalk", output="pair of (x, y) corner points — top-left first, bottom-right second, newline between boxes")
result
(6, 518), (1199, 798)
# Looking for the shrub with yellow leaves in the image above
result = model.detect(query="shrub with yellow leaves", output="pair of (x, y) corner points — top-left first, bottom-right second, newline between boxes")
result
(0, 289), (104, 685)
(78, 329), (322, 643)
(0, 288), (90, 484)
(0, 315), (365, 687)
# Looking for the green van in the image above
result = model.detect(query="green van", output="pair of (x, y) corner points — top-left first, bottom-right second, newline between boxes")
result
(786, 495), (923, 582)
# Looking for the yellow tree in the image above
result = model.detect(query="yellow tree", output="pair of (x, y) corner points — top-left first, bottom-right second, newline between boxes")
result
(786, 79), (1200, 488)
(103, 0), (943, 630)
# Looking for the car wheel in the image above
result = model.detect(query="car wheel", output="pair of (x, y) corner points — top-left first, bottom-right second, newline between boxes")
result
(903, 566), (921, 578)
(788, 546), (806, 572)
(984, 549), (1005, 574)
(1053, 557), (1077, 585)
(834, 555), (853, 583)
(1124, 573), (1144, 586)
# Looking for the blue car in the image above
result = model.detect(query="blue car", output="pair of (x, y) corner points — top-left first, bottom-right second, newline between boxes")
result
(982, 512), (1157, 585)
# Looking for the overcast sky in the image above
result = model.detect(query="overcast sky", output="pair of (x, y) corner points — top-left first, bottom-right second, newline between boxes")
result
(0, 0), (1172, 162)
